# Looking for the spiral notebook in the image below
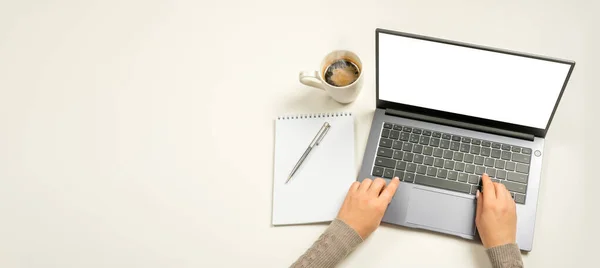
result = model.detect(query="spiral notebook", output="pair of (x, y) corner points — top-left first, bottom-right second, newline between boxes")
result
(272, 112), (355, 225)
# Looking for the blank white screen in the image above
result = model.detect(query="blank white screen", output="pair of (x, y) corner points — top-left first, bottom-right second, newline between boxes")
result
(378, 32), (571, 129)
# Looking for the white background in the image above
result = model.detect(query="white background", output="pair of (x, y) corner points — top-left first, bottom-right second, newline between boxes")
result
(379, 33), (572, 129)
(0, 0), (597, 267)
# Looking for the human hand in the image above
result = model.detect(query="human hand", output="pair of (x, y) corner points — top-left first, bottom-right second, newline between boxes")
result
(475, 174), (517, 248)
(337, 177), (400, 239)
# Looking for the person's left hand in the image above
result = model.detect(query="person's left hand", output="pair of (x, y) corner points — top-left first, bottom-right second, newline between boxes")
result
(336, 177), (400, 239)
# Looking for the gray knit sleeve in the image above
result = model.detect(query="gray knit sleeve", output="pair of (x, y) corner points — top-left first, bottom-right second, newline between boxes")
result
(290, 218), (363, 268)
(486, 243), (524, 268)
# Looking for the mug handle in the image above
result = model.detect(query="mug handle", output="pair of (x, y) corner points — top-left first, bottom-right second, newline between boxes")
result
(299, 71), (325, 90)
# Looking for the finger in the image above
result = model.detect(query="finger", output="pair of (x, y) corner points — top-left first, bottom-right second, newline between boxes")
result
(358, 178), (373, 192)
(481, 174), (496, 200)
(349, 181), (360, 193)
(368, 178), (387, 197)
(379, 177), (400, 203)
(494, 182), (508, 200)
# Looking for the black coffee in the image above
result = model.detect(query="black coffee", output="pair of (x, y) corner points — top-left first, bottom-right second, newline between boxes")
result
(324, 59), (360, 87)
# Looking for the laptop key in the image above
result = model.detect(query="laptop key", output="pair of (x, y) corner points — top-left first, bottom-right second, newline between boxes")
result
(413, 129), (422, 134)
(433, 132), (442, 138)
(462, 137), (472, 143)
(507, 172), (528, 184)
(512, 146), (521, 153)
(381, 129), (390, 138)
(450, 142), (460, 151)
(455, 162), (465, 172)
(429, 138), (440, 147)
(475, 166), (486, 175)
(403, 127), (412, 132)
(390, 130), (400, 139)
(505, 162), (516, 171)
(495, 160), (506, 169)
(414, 154), (425, 164)
(471, 139), (481, 145)
(413, 144), (424, 154)
(417, 165), (427, 175)
(403, 143), (413, 152)
(396, 161), (407, 170)
(419, 136), (430, 145)
(442, 133), (451, 140)
(384, 123), (393, 129)
(383, 168), (394, 179)
(458, 173), (469, 182)
(484, 158), (495, 167)
(380, 138), (392, 148)
(440, 140), (450, 149)
(492, 179), (501, 184)
(480, 147), (491, 157)
(470, 185), (478, 195)
(468, 175), (480, 184)
(512, 153), (531, 164)
(496, 170), (507, 179)
(491, 149), (502, 158)
(406, 163), (417, 173)
(423, 130), (432, 136)
(470, 145), (481, 155)
(393, 150), (403, 160)
(501, 151), (511, 160)
(474, 156), (485, 165)
(393, 124), (402, 131)
(437, 169), (448, 179)
(452, 135), (461, 141)
(460, 143), (471, 153)
(394, 170), (405, 180)
(516, 163), (529, 174)
(514, 194), (526, 204)
(427, 167), (437, 176)
(453, 152), (464, 161)
(404, 172), (415, 183)
(443, 150), (453, 159)
(372, 166), (384, 177)
(375, 157), (396, 168)
(415, 175), (471, 194)
(486, 168), (496, 177)
(502, 180), (527, 194)
(522, 148), (532, 155)
(377, 147), (394, 158)
(423, 146), (433, 156)
(481, 141), (491, 147)
(410, 134), (420, 143)
(502, 144), (511, 151)
(465, 164), (475, 174)
(393, 140), (403, 150)
(400, 132), (410, 141)
(404, 152), (415, 162)
(424, 156), (435, 166)
(492, 142), (501, 149)
(433, 148), (444, 157)
(444, 160), (455, 169)
(464, 154), (475, 163)
(447, 171), (458, 181)
(434, 158), (444, 168)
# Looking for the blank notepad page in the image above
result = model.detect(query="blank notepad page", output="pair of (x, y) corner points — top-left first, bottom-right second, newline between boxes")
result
(272, 112), (355, 225)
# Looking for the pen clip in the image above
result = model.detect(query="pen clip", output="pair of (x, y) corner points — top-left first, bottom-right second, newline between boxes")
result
(315, 123), (330, 146)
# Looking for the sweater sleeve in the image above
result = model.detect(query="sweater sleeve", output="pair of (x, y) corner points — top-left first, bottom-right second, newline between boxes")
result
(290, 218), (363, 268)
(486, 243), (524, 268)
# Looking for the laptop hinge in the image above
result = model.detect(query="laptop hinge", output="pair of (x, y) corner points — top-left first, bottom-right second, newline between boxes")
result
(385, 109), (535, 141)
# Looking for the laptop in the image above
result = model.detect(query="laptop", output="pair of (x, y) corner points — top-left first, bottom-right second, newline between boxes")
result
(358, 29), (575, 251)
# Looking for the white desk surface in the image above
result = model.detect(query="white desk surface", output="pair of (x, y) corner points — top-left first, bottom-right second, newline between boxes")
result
(1, 1), (597, 267)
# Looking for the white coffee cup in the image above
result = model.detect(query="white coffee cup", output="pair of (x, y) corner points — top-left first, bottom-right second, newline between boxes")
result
(299, 50), (363, 104)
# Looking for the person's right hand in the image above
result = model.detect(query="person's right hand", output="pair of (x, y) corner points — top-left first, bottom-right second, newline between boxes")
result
(475, 174), (517, 248)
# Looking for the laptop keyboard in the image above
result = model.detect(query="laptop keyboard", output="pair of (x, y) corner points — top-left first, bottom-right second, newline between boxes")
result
(373, 122), (531, 204)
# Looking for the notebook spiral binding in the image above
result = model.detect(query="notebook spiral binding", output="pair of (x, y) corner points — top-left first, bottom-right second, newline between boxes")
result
(277, 112), (352, 120)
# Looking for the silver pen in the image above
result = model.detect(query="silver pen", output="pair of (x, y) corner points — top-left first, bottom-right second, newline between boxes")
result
(286, 122), (331, 183)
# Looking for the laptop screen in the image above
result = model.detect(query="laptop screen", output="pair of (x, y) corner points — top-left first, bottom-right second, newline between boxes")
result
(378, 32), (572, 129)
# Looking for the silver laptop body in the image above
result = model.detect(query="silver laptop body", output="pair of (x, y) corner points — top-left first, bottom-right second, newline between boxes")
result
(358, 29), (575, 251)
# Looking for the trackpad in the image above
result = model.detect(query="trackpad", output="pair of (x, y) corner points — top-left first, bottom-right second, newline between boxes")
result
(406, 188), (476, 236)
